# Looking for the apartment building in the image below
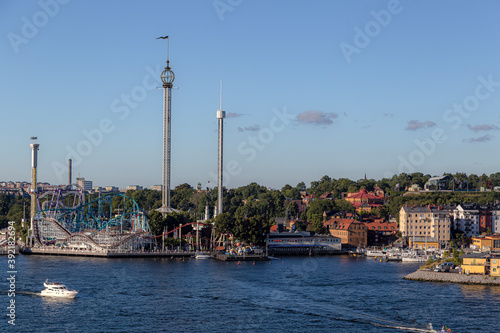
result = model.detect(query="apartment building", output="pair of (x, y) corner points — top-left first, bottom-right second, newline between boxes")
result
(399, 206), (452, 246)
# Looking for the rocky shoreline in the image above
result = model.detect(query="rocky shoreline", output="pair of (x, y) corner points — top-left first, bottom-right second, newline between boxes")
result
(404, 270), (500, 285)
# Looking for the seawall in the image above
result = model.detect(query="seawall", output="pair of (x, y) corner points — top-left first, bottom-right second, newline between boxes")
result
(404, 270), (500, 285)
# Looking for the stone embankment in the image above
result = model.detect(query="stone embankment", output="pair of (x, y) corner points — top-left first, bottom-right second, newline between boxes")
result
(404, 270), (500, 285)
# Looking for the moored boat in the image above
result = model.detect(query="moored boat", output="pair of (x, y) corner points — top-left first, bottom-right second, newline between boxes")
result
(195, 252), (211, 259)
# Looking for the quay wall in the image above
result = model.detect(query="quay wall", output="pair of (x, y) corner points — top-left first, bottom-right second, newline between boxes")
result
(404, 270), (500, 285)
(19, 247), (194, 258)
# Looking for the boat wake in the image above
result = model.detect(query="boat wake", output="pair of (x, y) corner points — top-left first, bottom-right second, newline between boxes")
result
(16, 291), (42, 297)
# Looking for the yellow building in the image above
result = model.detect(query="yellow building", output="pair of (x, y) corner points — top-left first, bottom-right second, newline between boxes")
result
(491, 257), (500, 277)
(461, 254), (488, 275)
(409, 237), (440, 250)
(471, 235), (500, 251)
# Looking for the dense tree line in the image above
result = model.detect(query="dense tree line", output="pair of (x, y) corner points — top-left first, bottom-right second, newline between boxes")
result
(3, 172), (500, 243)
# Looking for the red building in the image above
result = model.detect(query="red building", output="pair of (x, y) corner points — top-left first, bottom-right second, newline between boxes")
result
(479, 211), (493, 233)
(363, 219), (398, 246)
(344, 188), (385, 212)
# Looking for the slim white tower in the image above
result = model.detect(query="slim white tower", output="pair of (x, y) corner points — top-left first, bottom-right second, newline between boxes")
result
(30, 138), (39, 245)
(158, 36), (175, 217)
(216, 80), (225, 216)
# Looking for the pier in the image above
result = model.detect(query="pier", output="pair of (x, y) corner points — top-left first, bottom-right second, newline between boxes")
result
(212, 252), (270, 261)
(403, 270), (500, 285)
(19, 246), (194, 258)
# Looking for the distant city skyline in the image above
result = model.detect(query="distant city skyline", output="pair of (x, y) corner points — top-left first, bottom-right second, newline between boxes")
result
(2, 1), (500, 189)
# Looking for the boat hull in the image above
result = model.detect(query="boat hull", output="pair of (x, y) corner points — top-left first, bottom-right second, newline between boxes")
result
(40, 290), (78, 298)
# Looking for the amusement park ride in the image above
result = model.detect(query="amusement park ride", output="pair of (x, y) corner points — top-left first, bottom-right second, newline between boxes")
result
(23, 37), (239, 257)
(26, 138), (152, 252)
(31, 188), (152, 251)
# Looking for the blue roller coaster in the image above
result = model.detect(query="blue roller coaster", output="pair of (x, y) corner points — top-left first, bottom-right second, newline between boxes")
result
(33, 188), (152, 251)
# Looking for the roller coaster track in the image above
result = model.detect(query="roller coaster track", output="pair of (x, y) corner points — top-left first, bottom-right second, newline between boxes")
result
(150, 222), (219, 239)
(43, 217), (72, 237)
(108, 231), (148, 249)
(62, 233), (104, 250)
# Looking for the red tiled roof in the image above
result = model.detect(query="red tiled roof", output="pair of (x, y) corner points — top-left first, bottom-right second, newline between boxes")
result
(323, 218), (360, 230)
(347, 188), (383, 200)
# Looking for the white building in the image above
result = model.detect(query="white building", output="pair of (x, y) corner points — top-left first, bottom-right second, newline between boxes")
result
(491, 207), (500, 234)
(126, 185), (143, 191)
(104, 186), (119, 193)
(76, 177), (93, 192)
(150, 185), (162, 191)
(453, 204), (480, 237)
(399, 206), (452, 246)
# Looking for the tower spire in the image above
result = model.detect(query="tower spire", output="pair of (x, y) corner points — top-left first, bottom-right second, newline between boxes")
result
(157, 35), (176, 217)
(217, 79), (226, 216)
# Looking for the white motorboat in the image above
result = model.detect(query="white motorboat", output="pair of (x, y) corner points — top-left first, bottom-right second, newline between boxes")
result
(401, 255), (428, 263)
(40, 279), (78, 298)
(195, 252), (211, 259)
(366, 250), (386, 257)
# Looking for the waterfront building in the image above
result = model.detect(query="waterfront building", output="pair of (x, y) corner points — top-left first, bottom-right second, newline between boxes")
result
(408, 237), (440, 250)
(453, 204), (480, 236)
(399, 206), (451, 247)
(461, 253), (488, 275)
(363, 219), (398, 246)
(343, 188), (385, 213)
(324, 218), (367, 248)
(268, 231), (341, 255)
(491, 255), (500, 276)
(76, 177), (93, 192)
(471, 235), (500, 251)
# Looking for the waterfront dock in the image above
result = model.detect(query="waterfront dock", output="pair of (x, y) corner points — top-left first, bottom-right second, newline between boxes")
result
(212, 252), (270, 261)
(0, 245), (18, 255)
(19, 246), (194, 258)
(404, 270), (500, 285)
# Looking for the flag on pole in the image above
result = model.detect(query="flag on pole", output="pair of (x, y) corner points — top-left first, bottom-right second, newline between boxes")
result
(157, 36), (169, 39)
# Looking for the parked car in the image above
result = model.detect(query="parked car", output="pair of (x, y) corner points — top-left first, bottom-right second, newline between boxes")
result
(435, 262), (454, 272)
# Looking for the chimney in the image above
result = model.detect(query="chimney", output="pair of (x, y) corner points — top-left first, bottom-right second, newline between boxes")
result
(68, 159), (72, 187)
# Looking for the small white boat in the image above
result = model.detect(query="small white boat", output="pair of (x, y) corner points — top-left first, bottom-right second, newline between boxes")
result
(195, 252), (211, 259)
(366, 250), (386, 257)
(401, 255), (428, 263)
(40, 279), (78, 298)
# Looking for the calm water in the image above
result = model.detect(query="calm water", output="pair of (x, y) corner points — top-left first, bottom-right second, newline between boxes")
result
(2, 254), (499, 332)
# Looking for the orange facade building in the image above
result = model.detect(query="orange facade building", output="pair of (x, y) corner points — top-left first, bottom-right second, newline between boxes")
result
(324, 218), (367, 248)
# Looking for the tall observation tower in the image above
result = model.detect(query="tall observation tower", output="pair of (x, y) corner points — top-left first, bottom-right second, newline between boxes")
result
(216, 80), (225, 217)
(157, 36), (176, 217)
(29, 137), (39, 246)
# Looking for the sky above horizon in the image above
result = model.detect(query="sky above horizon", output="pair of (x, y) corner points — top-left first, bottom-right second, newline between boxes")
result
(2, 0), (500, 190)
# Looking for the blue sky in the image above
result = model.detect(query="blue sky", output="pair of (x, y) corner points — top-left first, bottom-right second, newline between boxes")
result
(1, 0), (500, 189)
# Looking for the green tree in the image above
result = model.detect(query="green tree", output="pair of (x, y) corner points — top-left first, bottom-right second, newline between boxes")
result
(306, 199), (336, 222)
(310, 220), (327, 235)
(286, 201), (299, 218)
(215, 212), (236, 235)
